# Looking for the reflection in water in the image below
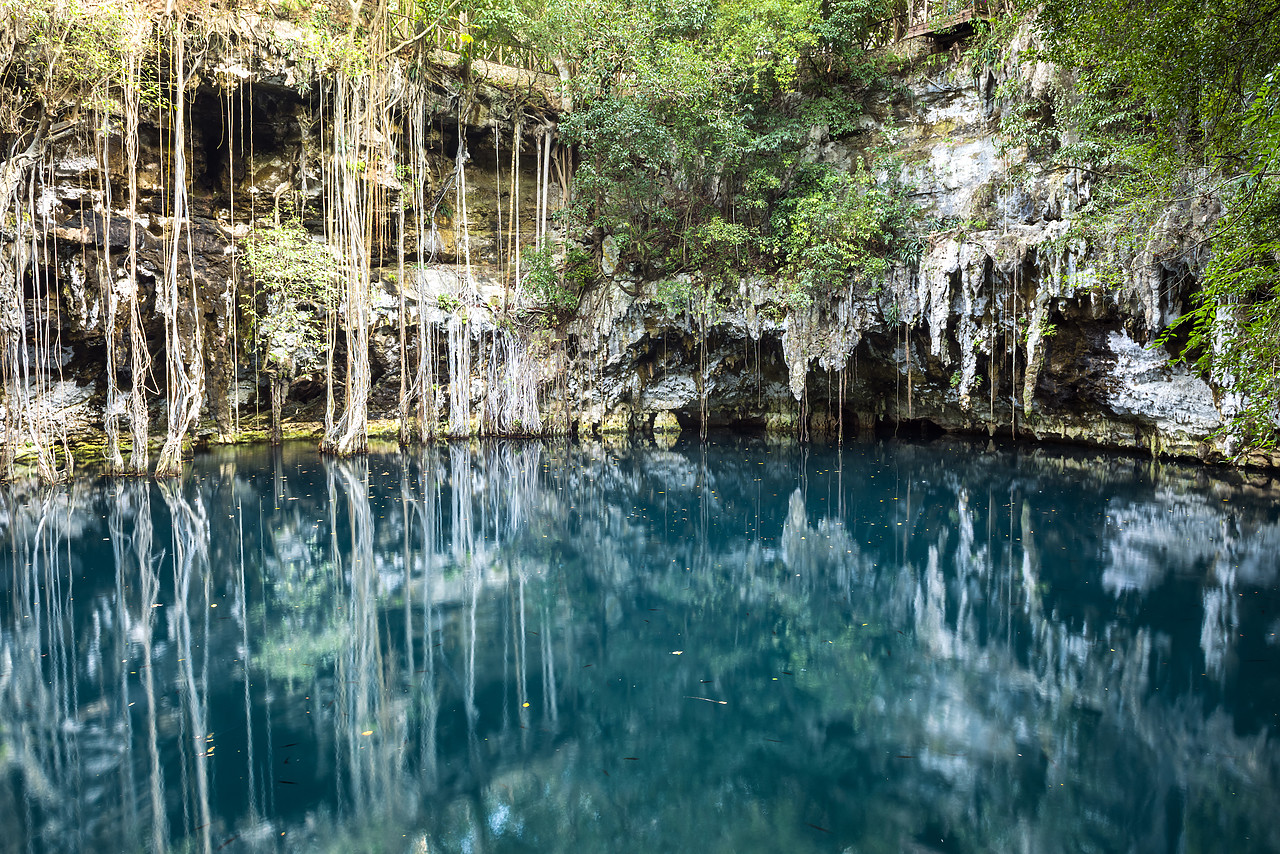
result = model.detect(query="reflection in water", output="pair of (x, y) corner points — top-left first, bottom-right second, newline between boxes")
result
(1, 438), (1279, 853)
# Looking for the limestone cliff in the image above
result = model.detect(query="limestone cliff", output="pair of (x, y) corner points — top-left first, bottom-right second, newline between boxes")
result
(2, 12), (1271, 469)
(565, 29), (1248, 463)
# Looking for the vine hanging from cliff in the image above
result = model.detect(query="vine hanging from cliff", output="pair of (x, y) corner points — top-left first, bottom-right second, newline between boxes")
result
(154, 17), (207, 478)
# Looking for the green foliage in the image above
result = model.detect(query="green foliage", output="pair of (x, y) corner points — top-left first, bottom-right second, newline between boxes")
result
(654, 277), (696, 317)
(1, 0), (149, 120)
(267, 0), (465, 77)
(242, 221), (338, 375)
(882, 297), (901, 327)
(1038, 0), (1240, 160)
(772, 162), (920, 296)
(808, 0), (897, 76)
(962, 6), (1032, 73)
(1163, 180), (1280, 452)
(277, 10), (373, 77)
(520, 246), (590, 316)
(686, 215), (750, 278)
(436, 292), (462, 313)
(505, 0), (901, 290)
(563, 247), (598, 290)
(994, 74), (1059, 160)
(799, 95), (865, 138)
(704, 0), (819, 94)
(652, 274), (724, 320)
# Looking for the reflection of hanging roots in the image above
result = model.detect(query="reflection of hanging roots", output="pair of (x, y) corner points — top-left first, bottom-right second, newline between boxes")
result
(158, 479), (213, 844)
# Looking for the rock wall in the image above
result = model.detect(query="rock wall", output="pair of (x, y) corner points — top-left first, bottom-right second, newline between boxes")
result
(3, 15), (1272, 468)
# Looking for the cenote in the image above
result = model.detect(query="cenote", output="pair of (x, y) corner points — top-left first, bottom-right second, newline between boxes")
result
(1, 436), (1278, 854)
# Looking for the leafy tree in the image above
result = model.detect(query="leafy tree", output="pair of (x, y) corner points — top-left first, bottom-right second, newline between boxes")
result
(531, 0), (905, 287)
(1036, 0), (1280, 453)
(519, 246), (595, 318)
(772, 163), (919, 305)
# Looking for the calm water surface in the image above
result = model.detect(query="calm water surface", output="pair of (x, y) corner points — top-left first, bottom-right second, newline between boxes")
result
(1, 437), (1279, 853)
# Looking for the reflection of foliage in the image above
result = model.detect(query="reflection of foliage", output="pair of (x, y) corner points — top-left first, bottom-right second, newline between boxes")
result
(255, 614), (350, 683)
(5, 441), (1280, 851)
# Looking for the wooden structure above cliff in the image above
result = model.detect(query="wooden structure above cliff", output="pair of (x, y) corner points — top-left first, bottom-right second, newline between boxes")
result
(901, 0), (994, 41)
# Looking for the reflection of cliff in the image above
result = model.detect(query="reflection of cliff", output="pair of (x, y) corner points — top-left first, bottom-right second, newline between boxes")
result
(548, 439), (1280, 852)
(0, 439), (1277, 851)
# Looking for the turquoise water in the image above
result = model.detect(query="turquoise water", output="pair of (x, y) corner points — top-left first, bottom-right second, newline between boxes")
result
(1, 437), (1278, 853)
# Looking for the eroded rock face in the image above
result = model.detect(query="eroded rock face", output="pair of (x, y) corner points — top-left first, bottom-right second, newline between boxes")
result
(0, 12), (564, 451)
